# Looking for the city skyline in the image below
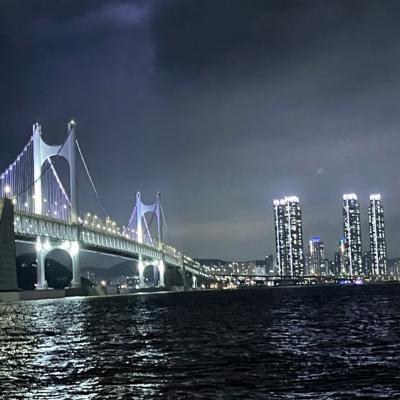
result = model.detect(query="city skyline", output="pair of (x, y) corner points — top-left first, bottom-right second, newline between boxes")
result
(273, 192), (388, 277)
(274, 191), (392, 260)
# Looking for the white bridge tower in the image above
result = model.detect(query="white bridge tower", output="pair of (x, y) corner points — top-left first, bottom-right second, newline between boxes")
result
(32, 121), (80, 289)
(135, 192), (165, 288)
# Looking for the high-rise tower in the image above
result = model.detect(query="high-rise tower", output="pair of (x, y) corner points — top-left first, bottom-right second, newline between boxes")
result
(338, 237), (346, 275)
(273, 196), (305, 277)
(307, 236), (325, 276)
(342, 193), (362, 276)
(368, 194), (387, 277)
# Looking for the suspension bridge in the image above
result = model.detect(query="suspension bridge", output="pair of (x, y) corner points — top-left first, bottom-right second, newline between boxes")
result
(0, 121), (208, 291)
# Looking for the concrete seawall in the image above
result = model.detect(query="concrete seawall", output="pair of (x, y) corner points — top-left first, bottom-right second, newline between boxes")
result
(0, 198), (18, 291)
(0, 289), (66, 302)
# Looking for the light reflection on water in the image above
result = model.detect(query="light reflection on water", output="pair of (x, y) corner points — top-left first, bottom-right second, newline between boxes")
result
(1, 286), (400, 399)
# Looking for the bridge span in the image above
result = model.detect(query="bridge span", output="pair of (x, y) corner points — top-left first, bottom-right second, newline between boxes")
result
(0, 122), (209, 291)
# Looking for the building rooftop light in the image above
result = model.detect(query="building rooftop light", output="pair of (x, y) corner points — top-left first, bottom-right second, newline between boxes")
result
(343, 193), (357, 200)
(370, 193), (381, 201)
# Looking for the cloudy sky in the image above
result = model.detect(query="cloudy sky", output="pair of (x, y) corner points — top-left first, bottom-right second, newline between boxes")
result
(2, 0), (400, 260)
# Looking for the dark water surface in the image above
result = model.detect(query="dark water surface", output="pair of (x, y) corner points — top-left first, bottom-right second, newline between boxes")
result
(1, 286), (400, 399)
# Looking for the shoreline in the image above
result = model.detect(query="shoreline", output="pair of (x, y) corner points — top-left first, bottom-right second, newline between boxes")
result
(2, 281), (400, 304)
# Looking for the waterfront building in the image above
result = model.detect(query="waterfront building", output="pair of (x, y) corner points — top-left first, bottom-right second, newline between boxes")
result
(388, 258), (400, 278)
(334, 251), (341, 276)
(196, 258), (274, 277)
(273, 196), (305, 277)
(362, 251), (371, 276)
(322, 258), (329, 276)
(328, 259), (336, 276)
(342, 194), (362, 276)
(338, 237), (347, 275)
(307, 236), (325, 276)
(368, 194), (387, 277)
(265, 254), (275, 276)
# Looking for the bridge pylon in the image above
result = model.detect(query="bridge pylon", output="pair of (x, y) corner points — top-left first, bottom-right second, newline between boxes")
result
(133, 192), (165, 288)
(32, 121), (78, 223)
(32, 121), (80, 289)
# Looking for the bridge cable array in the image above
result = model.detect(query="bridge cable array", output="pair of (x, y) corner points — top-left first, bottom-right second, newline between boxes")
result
(0, 128), (72, 220)
(0, 123), (169, 248)
(75, 139), (111, 220)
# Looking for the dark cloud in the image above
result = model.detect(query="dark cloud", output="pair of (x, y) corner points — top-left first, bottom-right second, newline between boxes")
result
(1, 1), (400, 260)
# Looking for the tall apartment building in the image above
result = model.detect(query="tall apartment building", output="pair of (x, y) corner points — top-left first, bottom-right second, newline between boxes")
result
(273, 196), (305, 277)
(307, 236), (325, 276)
(342, 193), (362, 276)
(368, 194), (387, 277)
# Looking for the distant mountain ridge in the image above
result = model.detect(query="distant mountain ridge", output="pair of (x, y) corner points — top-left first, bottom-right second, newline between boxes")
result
(81, 260), (137, 278)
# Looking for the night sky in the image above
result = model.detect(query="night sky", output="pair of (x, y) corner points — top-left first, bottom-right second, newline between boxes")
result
(2, 1), (400, 260)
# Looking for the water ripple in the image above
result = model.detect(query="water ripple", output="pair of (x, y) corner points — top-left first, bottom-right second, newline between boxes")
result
(1, 286), (400, 399)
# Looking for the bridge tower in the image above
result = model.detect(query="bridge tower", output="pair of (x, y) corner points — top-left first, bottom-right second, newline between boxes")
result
(32, 121), (80, 289)
(135, 192), (165, 288)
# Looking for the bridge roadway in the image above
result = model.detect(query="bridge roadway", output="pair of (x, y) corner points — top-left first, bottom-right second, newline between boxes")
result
(13, 210), (207, 280)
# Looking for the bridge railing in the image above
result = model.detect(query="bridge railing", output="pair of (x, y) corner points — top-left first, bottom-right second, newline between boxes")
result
(79, 214), (178, 256)
(14, 210), (78, 241)
(13, 209), (184, 266)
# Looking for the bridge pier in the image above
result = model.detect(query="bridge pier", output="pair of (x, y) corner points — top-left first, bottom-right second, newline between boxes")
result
(35, 238), (48, 290)
(181, 268), (189, 291)
(138, 255), (145, 288)
(70, 251), (81, 288)
(158, 259), (165, 287)
(35, 239), (81, 289)
(192, 275), (197, 289)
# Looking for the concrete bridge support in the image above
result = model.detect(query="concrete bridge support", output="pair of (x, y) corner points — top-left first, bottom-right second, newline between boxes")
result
(158, 259), (165, 287)
(180, 265), (189, 291)
(35, 239), (81, 289)
(138, 257), (165, 288)
(0, 198), (18, 291)
(70, 251), (81, 288)
(35, 241), (47, 289)
(138, 255), (145, 288)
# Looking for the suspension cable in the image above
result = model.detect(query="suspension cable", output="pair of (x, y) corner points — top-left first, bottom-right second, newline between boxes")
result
(160, 203), (167, 226)
(146, 202), (158, 230)
(76, 139), (110, 219)
(143, 215), (154, 246)
(48, 157), (71, 205)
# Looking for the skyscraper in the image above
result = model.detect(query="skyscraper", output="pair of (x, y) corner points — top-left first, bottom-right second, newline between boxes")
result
(307, 236), (325, 276)
(368, 194), (387, 277)
(342, 193), (362, 276)
(334, 250), (341, 276)
(273, 196), (305, 277)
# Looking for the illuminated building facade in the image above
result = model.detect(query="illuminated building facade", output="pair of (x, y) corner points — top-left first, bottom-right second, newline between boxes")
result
(342, 193), (362, 276)
(307, 236), (325, 276)
(362, 250), (371, 276)
(273, 196), (305, 277)
(368, 193), (387, 277)
(338, 237), (346, 275)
